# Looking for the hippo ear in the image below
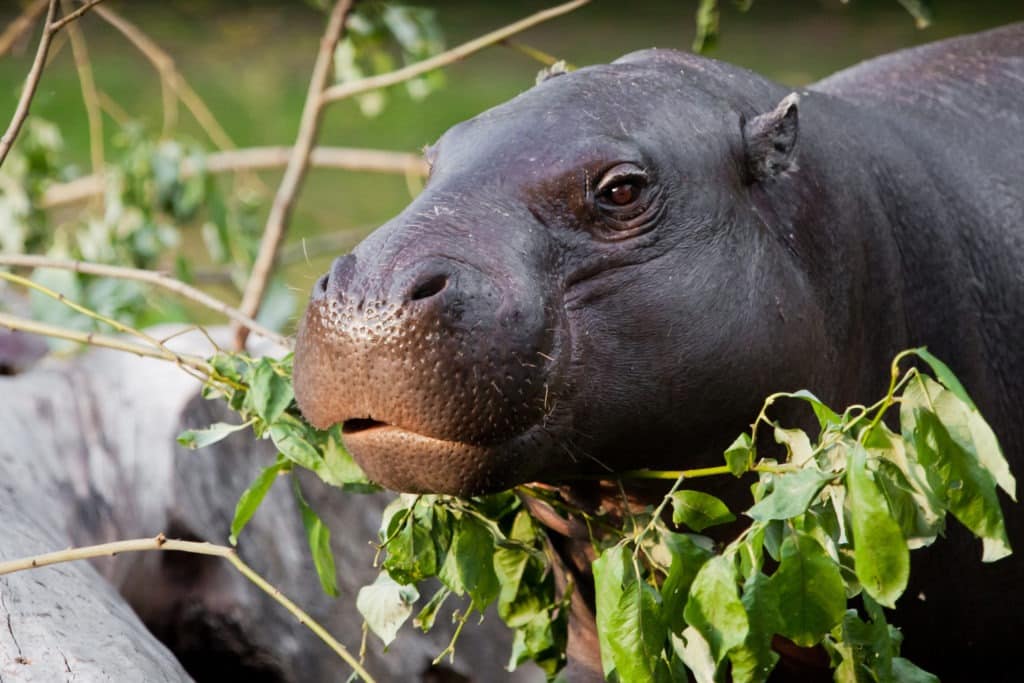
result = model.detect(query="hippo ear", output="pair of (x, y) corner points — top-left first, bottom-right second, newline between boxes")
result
(742, 93), (799, 181)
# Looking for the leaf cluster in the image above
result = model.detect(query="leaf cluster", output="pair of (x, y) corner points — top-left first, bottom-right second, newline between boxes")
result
(333, 3), (446, 116)
(589, 349), (1013, 682)
(185, 347), (1013, 682)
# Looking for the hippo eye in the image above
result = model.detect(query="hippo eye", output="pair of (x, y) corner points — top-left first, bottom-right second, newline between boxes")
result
(606, 182), (639, 206)
(594, 163), (651, 225)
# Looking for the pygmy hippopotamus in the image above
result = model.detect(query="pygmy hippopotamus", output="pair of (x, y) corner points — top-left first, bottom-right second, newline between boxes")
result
(294, 24), (1024, 682)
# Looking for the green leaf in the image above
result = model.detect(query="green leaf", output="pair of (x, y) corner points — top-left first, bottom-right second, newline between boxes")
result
(270, 416), (323, 471)
(746, 467), (833, 522)
(494, 511), (540, 627)
(176, 420), (251, 450)
(357, 572), (419, 647)
(593, 544), (629, 678)
(770, 532), (844, 647)
(728, 573), (780, 683)
(684, 553), (748, 663)
(594, 544), (669, 682)
(414, 586), (451, 632)
(385, 505), (440, 586)
(774, 426), (814, 467)
(789, 390), (842, 429)
(249, 358), (293, 425)
(451, 515), (500, 611)
(673, 628), (717, 683)
(724, 433), (754, 477)
(661, 532), (714, 634)
(672, 490), (736, 532)
(901, 376), (1013, 561)
(891, 657), (940, 683)
(605, 573), (668, 682)
(229, 457), (289, 544)
(848, 444), (909, 608)
(292, 475), (338, 596)
(319, 426), (375, 490)
(692, 0), (719, 53)
(910, 347), (974, 409)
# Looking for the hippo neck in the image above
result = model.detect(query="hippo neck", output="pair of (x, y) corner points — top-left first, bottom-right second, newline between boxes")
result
(802, 89), (1021, 451)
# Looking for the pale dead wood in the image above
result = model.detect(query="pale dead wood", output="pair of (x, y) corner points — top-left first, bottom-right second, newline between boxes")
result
(0, 254), (290, 347)
(40, 145), (428, 208)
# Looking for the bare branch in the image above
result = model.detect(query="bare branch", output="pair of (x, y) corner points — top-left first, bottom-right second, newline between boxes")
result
(62, 0), (104, 174)
(0, 0), (49, 58)
(234, 0), (356, 350)
(47, 0), (106, 33)
(0, 0), (110, 166)
(0, 0), (58, 166)
(0, 312), (213, 374)
(91, 5), (234, 151)
(0, 254), (290, 348)
(321, 0), (591, 104)
(39, 145), (427, 208)
(0, 534), (377, 683)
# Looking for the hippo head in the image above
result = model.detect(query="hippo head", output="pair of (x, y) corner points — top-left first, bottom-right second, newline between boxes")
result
(294, 51), (839, 496)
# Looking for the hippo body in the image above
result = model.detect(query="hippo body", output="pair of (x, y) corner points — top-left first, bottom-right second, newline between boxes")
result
(295, 24), (1024, 682)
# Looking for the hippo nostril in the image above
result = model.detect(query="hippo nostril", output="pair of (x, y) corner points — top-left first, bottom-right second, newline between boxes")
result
(316, 274), (329, 294)
(409, 273), (449, 302)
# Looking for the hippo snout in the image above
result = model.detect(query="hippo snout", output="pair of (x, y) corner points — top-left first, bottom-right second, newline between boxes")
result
(293, 243), (564, 495)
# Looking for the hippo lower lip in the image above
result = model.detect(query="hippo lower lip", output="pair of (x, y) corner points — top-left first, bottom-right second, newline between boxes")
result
(337, 418), (554, 495)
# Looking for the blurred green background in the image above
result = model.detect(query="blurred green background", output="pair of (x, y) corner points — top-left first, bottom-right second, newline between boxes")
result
(2, 0), (1021, 326)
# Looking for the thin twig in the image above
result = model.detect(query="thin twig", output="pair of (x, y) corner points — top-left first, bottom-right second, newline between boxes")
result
(234, 0), (356, 350)
(40, 146), (427, 208)
(0, 0), (49, 57)
(91, 4), (234, 151)
(0, 312), (212, 374)
(0, 0), (58, 166)
(0, 534), (377, 683)
(0, 254), (290, 348)
(0, 0), (108, 166)
(321, 0), (591, 104)
(97, 88), (131, 127)
(47, 0), (105, 33)
(502, 39), (569, 68)
(62, 0), (104, 175)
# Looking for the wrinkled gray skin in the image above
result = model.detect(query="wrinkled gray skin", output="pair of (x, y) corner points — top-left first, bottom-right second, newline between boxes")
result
(295, 25), (1024, 682)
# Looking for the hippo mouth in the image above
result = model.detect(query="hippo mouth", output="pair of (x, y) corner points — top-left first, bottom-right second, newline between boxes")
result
(341, 417), (390, 434)
(332, 413), (554, 496)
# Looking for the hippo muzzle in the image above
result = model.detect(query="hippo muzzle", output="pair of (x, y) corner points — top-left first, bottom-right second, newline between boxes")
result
(293, 209), (569, 495)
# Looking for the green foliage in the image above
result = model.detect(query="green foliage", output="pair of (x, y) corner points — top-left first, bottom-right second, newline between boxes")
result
(0, 118), (271, 340)
(183, 345), (1013, 681)
(692, 1), (933, 52)
(334, 3), (446, 117)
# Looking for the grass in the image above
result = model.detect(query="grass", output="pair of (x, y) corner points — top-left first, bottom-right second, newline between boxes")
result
(1, 0), (1020, 322)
